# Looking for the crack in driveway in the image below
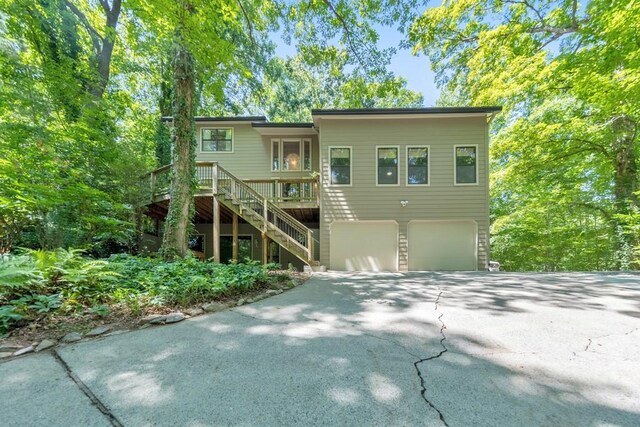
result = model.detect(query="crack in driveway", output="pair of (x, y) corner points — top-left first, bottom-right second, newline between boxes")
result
(234, 291), (453, 425)
(414, 290), (449, 426)
(52, 350), (123, 427)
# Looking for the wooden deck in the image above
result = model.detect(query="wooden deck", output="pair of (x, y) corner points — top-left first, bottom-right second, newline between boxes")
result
(141, 162), (320, 266)
(141, 162), (319, 209)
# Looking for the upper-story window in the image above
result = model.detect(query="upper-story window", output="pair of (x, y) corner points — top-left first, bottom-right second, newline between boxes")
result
(454, 145), (478, 185)
(271, 139), (311, 171)
(329, 146), (351, 186)
(377, 146), (399, 185)
(202, 128), (233, 152)
(407, 146), (429, 185)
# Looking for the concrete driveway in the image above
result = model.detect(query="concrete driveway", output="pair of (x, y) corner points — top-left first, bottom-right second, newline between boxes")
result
(1, 272), (639, 426)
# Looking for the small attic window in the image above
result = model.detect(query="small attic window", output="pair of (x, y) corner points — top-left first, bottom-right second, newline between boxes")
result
(201, 128), (233, 152)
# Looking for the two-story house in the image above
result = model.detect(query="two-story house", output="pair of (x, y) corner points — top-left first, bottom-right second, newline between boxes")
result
(141, 107), (501, 272)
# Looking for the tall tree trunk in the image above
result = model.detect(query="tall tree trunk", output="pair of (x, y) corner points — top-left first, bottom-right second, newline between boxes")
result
(160, 40), (196, 260)
(155, 54), (174, 166)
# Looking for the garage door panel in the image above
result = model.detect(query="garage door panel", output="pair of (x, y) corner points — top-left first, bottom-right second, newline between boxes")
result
(408, 220), (477, 271)
(330, 221), (398, 271)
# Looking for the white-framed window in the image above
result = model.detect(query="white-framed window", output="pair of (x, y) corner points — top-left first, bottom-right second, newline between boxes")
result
(376, 146), (400, 186)
(406, 145), (430, 186)
(201, 128), (233, 152)
(271, 139), (312, 172)
(329, 146), (352, 186)
(454, 145), (479, 185)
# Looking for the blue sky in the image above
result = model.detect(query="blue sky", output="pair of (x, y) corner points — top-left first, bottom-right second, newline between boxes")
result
(272, 24), (441, 106)
(376, 24), (440, 106)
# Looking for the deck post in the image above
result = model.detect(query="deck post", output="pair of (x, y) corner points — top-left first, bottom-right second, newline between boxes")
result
(262, 233), (268, 265)
(211, 162), (220, 263)
(149, 172), (156, 202)
(232, 213), (238, 262)
(212, 163), (218, 194)
(263, 199), (268, 233)
(307, 229), (314, 261)
(213, 197), (220, 263)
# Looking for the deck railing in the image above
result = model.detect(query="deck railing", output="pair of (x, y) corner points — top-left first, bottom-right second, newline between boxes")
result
(244, 178), (318, 204)
(215, 164), (314, 261)
(143, 162), (318, 206)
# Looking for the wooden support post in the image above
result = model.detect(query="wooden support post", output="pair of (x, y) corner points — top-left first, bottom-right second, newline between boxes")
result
(307, 229), (314, 261)
(263, 199), (268, 232)
(232, 213), (238, 262)
(262, 233), (268, 265)
(149, 172), (156, 202)
(213, 197), (220, 263)
(212, 163), (218, 194)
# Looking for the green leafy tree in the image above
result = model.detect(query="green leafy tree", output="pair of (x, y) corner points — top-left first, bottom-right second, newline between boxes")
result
(410, 0), (640, 270)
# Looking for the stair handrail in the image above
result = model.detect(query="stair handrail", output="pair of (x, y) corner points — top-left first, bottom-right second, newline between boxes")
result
(215, 164), (314, 260)
(143, 162), (316, 262)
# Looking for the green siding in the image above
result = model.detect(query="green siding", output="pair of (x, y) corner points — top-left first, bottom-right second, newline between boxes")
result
(194, 123), (319, 179)
(318, 117), (490, 271)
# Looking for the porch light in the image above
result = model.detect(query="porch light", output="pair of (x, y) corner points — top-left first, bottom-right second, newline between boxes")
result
(400, 200), (408, 207)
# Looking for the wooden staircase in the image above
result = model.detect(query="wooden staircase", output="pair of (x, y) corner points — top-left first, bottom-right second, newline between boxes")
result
(214, 164), (319, 266)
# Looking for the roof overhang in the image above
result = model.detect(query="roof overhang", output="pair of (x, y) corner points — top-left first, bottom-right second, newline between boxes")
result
(311, 107), (502, 125)
(161, 116), (267, 124)
(251, 122), (317, 136)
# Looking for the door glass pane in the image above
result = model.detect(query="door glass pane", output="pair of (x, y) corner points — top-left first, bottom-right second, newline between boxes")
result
(282, 140), (301, 171)
(269, 241), (280, 265)
(238, 237), (252, 261)
(408, 147), (428, 185)
(272, 140), (279, 171)
(456, 146), (477, 184)
(303, 140), (311, 170)
(377, 147), (398, 185)
(220, 236), (252, 263)
(330, 148), (350, 185)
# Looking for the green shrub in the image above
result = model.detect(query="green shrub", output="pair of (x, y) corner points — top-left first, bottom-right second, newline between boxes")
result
(0, 249), (284, 335)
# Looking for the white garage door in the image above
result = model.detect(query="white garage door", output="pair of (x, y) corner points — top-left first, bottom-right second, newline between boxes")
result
(408, 220), (477, 271)
(330, 221), (398, 271)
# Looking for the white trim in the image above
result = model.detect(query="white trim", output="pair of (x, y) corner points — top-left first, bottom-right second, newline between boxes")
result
(328, 146), (352, 187)
(375, 145), (400, 186)
(453, 144), (479, 186)
(199, 127), (234, 154)
(270, 138), (312, 172)
(406, 145), (431, 187)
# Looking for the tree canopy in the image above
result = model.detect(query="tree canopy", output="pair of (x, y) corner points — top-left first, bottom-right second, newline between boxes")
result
(411, 0), (640, 270)
(1, 0), (638, 270)
(0, 0), (423, 256)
